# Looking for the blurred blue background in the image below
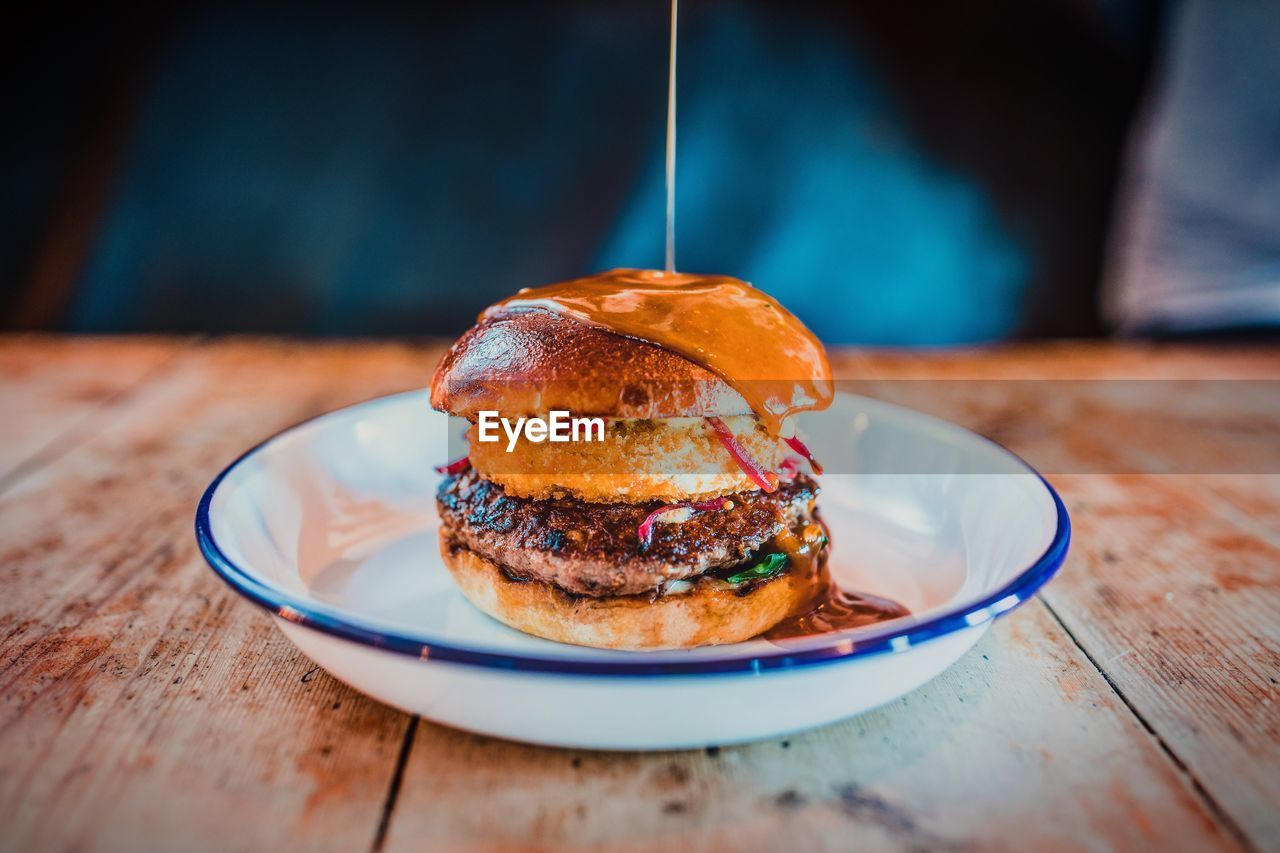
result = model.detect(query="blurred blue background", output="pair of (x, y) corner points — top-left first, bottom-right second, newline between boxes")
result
(4, 1), (1173, 342)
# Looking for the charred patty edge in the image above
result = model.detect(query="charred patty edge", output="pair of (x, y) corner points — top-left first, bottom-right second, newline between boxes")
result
(439, 530), (805, 602)
(436, 468), (819, 596)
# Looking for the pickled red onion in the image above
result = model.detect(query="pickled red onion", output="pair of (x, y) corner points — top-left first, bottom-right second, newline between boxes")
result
(706, 417), (778, 493)
(433, 456), (471, 475)
(782, 435), (824, 475)
(778, 455), (805, 481)
(638, 498), (733, 549)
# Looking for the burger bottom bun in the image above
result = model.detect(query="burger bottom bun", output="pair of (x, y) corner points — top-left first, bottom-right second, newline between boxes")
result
(439, 536), (815, 651)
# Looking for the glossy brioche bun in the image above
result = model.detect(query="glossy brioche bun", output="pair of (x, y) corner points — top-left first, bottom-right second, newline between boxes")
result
(429, 309), (752, 420)
(439, 536), (810, 650)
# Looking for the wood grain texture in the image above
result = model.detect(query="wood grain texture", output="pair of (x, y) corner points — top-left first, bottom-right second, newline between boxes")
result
(382, 602), (1233, 853)
(827, 342), (1280, 848)
(1041, 474), (1280, 845)
(1, 337), (1277, 852)
(0, 339), (439, 852)
(0, 335), (184, 484)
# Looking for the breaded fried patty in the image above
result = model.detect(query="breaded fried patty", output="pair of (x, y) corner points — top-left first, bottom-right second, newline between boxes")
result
(467, 414), (783, 503)
(437, 467), (818, 597)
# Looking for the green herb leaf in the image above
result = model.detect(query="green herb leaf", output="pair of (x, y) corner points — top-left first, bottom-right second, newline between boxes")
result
(725, 553), (789, 585)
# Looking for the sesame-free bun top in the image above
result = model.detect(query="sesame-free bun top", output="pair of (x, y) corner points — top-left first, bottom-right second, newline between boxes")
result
(431, 269), (833, 428)
(430, 309), (753, 421)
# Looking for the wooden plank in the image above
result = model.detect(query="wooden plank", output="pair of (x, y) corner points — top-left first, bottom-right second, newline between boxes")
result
(1042, 474), (1280, 846)
(382, 602), (1235, 852)
(0, 339), (442, 852)
(0, 335), (185, 483)
(827, 345), (1280, 847)
(1199, 476), (1280, 543)
(830, 344), (1280, 479)
(827, 342), (1280, 380)
(3, 339), (1275, 851)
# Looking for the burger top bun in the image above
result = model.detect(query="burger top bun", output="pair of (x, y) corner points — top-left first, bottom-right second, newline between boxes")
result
(430, 309), (752, 421)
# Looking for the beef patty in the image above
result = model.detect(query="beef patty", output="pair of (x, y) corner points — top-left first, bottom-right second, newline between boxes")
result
(437, 468), (818, 597)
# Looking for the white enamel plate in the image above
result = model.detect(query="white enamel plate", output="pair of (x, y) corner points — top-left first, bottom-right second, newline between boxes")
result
(196, 391), (1068, 750)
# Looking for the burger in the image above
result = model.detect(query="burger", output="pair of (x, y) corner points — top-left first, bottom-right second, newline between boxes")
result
(429, 268), (834, 650)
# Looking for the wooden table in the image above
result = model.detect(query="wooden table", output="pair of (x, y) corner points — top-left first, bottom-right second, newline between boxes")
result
(2, 336), (1277, 852)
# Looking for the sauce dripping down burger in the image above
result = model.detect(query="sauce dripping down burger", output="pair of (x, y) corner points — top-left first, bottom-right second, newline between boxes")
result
(481, 268), (834, 437)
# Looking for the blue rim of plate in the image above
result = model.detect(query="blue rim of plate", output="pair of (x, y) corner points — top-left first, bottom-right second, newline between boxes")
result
(195, 393), (1071, 677)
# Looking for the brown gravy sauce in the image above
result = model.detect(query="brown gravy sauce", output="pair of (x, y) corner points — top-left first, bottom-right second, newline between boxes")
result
(766, 582), (910, 641)
(761, 518), (910, 641)
(481, 269), (834, 435)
